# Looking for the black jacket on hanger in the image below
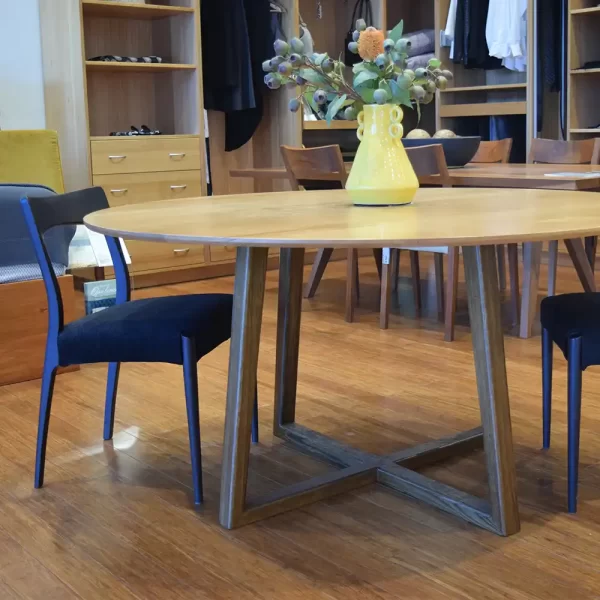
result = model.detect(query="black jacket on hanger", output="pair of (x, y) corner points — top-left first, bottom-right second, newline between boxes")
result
(453, 0), (502, 70)
(201, 0), (273, 151)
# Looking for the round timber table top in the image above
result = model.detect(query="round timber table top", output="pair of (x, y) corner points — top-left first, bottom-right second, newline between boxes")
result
(84, 188), (600, 248)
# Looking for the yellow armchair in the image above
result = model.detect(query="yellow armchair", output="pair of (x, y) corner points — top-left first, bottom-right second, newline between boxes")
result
(0, 130), (65, 193)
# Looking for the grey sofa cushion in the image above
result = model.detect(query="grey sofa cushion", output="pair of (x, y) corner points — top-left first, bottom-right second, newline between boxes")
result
(0, 184), (75, 283)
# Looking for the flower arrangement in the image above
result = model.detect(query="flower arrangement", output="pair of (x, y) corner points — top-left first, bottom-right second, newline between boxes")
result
(263, 19), (453, 125)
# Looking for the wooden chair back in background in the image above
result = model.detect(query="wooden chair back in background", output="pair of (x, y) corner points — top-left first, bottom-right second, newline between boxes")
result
(528, 138), (600, 165)
(471, 139), (513, 164)
(280, 144), (347, 191)
(404, 144), (452, 187)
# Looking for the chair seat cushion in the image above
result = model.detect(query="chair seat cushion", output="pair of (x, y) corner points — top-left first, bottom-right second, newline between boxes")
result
(58, 294), (233, 366)
(540, 293), (600, 369)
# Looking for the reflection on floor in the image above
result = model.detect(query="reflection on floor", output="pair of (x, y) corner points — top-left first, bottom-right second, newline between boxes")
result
(0, 255), (598, 599)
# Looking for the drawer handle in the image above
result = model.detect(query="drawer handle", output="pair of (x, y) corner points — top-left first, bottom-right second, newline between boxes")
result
(173, 248), (190, 256)
(170, 185), (188, 191)
(109, 188), (128, 196)
(169, 153), (186, 160)
(108, 155), (127, 162)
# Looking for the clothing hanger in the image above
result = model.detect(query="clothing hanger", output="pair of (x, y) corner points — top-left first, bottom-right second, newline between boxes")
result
(270, 1), (286, 13)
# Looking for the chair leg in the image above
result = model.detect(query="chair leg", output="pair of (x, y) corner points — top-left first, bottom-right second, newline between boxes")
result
(392, 249), (400, 292)
(304, 248), (333, 299)
(252, 384), (259, 444)
(507, 243), (520, 327)
(372, 248), (383, 280)
(181, 336), (203, 505)
(585, 235), (597, 272)
(444, 248), (459, 342)
(409, 251), (421, 316)
(34, 358), (58, 489)
(497, 245), (507, 291)
(567, 336), (583, 514)
(434, 253), (445, 321)
(547, 240), (559, 297)
(542, 329), (553, 450)
(103, 362), (121, 441)
(379, 248), (393, 330)
(345, 249), (358, 323)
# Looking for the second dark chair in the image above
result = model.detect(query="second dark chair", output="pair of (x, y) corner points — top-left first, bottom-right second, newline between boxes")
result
(21, 186), (259, 505)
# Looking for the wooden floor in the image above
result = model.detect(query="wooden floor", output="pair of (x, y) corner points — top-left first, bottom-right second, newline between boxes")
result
(1, 255), (600, 599)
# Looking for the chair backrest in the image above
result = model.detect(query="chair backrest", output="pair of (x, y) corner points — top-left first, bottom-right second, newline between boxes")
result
(405, 144), (453, 187)
(0, 130), (65, 193)
(471, 139), (513, 164)
(280, 144), (347, 191)
(528, 137), (600, 165)
(20, 187), (129, 344)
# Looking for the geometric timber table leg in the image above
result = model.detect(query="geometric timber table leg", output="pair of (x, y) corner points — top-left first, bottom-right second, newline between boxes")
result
(218, 245), (521, 536)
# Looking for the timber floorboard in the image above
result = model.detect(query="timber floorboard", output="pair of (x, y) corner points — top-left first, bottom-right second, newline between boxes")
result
(0, 256), (599, 598)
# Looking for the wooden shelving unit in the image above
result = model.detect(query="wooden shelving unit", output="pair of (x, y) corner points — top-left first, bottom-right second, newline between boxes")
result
(85, 61), (196, 72)
(81, 1), (194, 19)
(439, 102), (527, 118)
(441, 83), (528, 93)
(303, 120), (358, 131)
(568, 1), (600, 140)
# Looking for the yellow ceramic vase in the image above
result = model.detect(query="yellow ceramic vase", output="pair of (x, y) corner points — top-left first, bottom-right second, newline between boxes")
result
(345, 103), (419, 206)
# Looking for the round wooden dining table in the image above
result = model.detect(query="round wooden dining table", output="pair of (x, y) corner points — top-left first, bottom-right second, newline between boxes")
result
(85, 186), (600, 536)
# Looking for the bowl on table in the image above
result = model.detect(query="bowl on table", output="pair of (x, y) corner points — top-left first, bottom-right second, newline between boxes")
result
(402, 136), (481, 168)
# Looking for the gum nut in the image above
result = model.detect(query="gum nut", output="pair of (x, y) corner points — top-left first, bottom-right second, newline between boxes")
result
(344, 106), (357, 120)
(403, 69), (415, 81)
(353, 30), (361, 42)
(373, 89), (388, 104)
(375, 53), (388, 69)
(410, 85), (426, 99)
(322, 58), (334, 72)
(436, 76), (448, 90)
(383, 38), (395, 52)
(348, 41), (359, 54)
(295, 75), (307, 85)
(425, 80), (437, 93)
(433, 68), (442, 76)
(288, 98), (301, 112)
(406, 128), (431, 139)
(366, 26), (377, 32)
(356, 18), (367, 31)
(273, 39), (290, 56)
(442, 69), (454, 80)
(290, 37), (304, 53)
(289, 53), (302, 66)
(414, 67), (427, 78)
(262, 60), (273, 72)
(313, 90), (327, 104)
(423, 92), (434, 104)
(396, 74), (411, 89)
(270, 56), (284, 67)
(428, 57), (442, 69)
(278, 61), (292, 75)
(265, 75), (281, 90)
(394, 39), (409, 53)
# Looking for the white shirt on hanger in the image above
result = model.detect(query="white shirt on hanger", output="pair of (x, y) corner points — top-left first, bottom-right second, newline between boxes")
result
(486, 0), (528, 71)
(442, 0), (458, 59)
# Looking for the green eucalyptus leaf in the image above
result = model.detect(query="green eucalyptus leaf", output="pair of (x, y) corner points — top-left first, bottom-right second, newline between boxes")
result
(352, 62), (366, 74)
(388, 19), (404, 43)
(326, 93), (348, 126)
(303, 91), (319, 113)
(298, 68), (330, 87)
(379, 80), (392, 96)
(359, 87), (375, 103)
(354, 70), (379, 87)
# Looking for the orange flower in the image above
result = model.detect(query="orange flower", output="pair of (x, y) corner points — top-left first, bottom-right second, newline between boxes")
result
(358, 29), (385, 61)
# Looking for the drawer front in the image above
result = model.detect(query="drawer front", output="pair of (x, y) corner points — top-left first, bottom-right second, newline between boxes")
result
(126, 240), (205, 273)
(209, 246), (278, 263)
(94, 171), (203, 207)
(91, 137), (202, 175)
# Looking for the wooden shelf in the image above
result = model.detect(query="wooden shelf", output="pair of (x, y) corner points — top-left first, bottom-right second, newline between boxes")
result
(440, 102), (527, 118)
(86, 61), (196, 72)
(570, 129), (600, 134)
(89, 133), (201, 141)
(303, 120), (358, 130)
(571, 6), (600, 15)
(571, 68), (600, 75)
(81, 1), (195, 19)
(441, 83), (527, 93)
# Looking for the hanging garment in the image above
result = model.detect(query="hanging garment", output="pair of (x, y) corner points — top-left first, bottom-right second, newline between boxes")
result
(487, 0), (528, 72)
(300, 22), (314, 55)
(201, 0), (273, 151)
(441, 0), (458, 59)
(454, 0), (502, 69)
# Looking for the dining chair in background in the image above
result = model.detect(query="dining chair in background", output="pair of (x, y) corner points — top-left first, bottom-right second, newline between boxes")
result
(529, 138), (600, 297)
(20, 186), (259, 505)
(281, 144), (382, 323)
(471, 138), (513, 164)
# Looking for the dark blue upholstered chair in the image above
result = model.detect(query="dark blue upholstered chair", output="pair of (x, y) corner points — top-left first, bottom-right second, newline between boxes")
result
(540, 292), (600, 513)
(20, 186), (259, 505)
